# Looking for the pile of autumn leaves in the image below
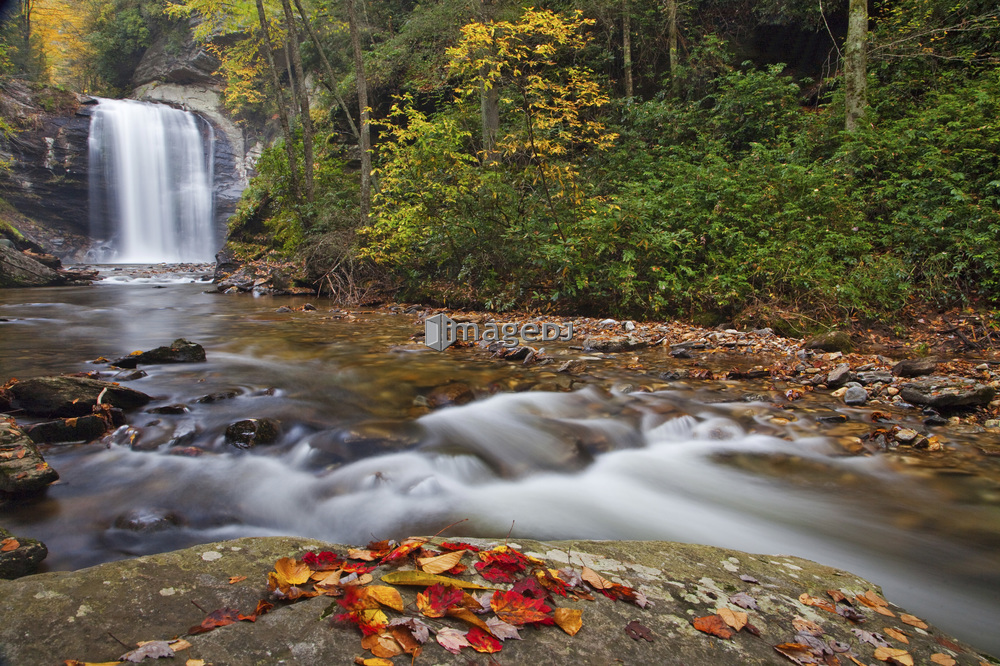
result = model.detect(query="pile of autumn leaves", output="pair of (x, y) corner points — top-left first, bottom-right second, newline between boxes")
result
(264, 536), (647, 663)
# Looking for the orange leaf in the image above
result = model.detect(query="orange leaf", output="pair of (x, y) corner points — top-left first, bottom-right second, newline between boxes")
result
(827, 589), (847, 603)
(417, 549), (465, 575)
(353, 659), (393, 666)
(791, 617), (823, 636)
(361, 631), (403, 658)
(874, 647), (913, 665)
(553, 607), (583, 636)
(228, 576), (247, 585)
(466, 627), (502, 654)
(448, 606), (493, 634)
(883, 627), (909, 644)
(580, 566), (614, 590)
(798, 592), (838, 614)
(774, 643), (816, 663)
(273, 557), (311, 586)
(417, 584), (464, 618)
(1, 538), (19, 552)
(692, 614), (734, 639)
(490, 589), (553, 626)
(899, 614), (927, 629)
(930, 655), (956, 666)
(365, 586), (404, 612)
(717, 608), (747, 631)
(856, 590), (889, 608)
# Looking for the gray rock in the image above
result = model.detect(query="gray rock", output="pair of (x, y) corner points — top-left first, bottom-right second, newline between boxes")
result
(583, 335), (648, 353)
(132, 17), (221, 87)
(804, 331), (852, 352)
(112, 338), (206, 368)
(23, 414), (111, 444)
(856, 371), (893, 385)
(826, 363), (853, 388)
(0, 536), (989, 665)
(844, 386), (869, 406)
(112, 508), (185, 533)
(900, 378), (996, 409)
(0, 421), (59, 494)
(0, 244), (65, 288)
(556, 359), (587, 374)
(10, 376), (151, 417)
(892, 358), (938, 378)
(224, 418), (281, 449)
(0, 527), (47, 579)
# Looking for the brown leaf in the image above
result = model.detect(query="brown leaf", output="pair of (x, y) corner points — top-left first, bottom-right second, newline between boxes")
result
(899, 614), (928, 629)
(624, 620), (653, 642)
(16, 449), (26, 459)
(717, 608), (747, 632)
(553, 608), (583, 636)
(855, 590), (889, 608)
(883, 627), (909, 644)
(417, 549), (465, 575)
(692, 614), (734, 639)
(1, 538), (19, 552)
(361, 631), (403, 658)
(799, 592), (838, 614)
(935, 636), (963, 652)
(792, 617), (824, 636)
(873, 647), (913, 665)
(930, 655), (956, 666)
(580, 566), (614, 590)
(389, 626), (422, 655)
(774, 642), (818, 665)
(827, 589), (847, 603)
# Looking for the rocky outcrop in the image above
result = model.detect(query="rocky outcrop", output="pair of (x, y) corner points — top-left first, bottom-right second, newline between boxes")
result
(0, 82), (93, 246)
(0, 243), (62, 287)
(0, 536), (992, 665)
(8, 376), (151, 417)
(0, 419), (59, 494)
(132, 17), (221, 87)
(111, 338), (207, 368)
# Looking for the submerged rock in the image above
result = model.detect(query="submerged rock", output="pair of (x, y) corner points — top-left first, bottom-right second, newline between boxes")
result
(0, 527), (47, 579)
(112, 508), (185, 533)
(0, 420), (59, 494)
(9, 376), (151, 417)
(583, 335), (649, 353)
(0, 536), (991, 665)
(112, 338), (206, 368)
(426, 382), (474, 408)
(224, 418), (281, 448)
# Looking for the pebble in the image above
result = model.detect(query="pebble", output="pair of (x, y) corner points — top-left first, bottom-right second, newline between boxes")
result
(844, 386), (869, 406)
(977, 363), (990, 371)
(887, 387), (899, 396)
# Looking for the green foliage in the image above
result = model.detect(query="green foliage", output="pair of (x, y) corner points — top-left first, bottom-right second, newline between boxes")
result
(86, 0), (167, 95)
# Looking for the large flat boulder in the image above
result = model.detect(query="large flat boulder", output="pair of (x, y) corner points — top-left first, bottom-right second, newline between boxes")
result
(900, 377), (996, 409)
(0, 244), (63, 287)
(0, 419), (58, 494)
(9, 376), (152, 417)
(0, 537), (990, 665)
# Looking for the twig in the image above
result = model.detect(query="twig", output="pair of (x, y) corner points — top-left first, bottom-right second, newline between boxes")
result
(106, 631), (131, 649)
(190, 599), (208, 614)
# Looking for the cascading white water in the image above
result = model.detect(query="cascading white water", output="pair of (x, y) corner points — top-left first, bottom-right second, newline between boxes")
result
(88, 98), (216, 263)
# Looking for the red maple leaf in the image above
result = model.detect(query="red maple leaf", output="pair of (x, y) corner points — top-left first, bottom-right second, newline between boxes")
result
(417, 584), (465, 618)
(512, 576), (550, 601)
(490, 590), (553, 626)
(302, 550), (342, 570)
(440, 541), (481, 553)
(534, 568), (569, 598)
(341, 561), (377, 575)
(467, 627), (503, 654)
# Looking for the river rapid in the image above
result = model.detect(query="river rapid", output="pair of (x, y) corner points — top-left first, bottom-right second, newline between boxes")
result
(1, 267), (998, 654)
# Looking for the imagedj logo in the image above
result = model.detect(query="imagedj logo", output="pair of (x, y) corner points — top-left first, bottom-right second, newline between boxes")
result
(424, 313), (575, 351)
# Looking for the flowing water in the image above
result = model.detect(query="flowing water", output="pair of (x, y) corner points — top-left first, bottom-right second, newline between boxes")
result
(88, 100), (216, 263)
(1, 272), (999, 654)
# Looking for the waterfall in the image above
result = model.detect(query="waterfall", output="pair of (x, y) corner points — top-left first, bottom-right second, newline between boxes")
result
(88, 99), (216, 264)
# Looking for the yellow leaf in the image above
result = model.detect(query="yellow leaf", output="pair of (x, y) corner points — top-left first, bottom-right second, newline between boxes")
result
(930, 655), (956, 666)
(899, 613), (928, 629)
(717, 608), (748, 631)
(273, 557), (311, 586)
(381, 570), (490, 589)
(354, 658), (394, 666)
(553, 607), (583, 636)
(874, 647), (913, 665)
(448, 606), (493, 633)
(185, 661), (206, 666)
(417, 549), (465, 575)
(365, 586), (404, 612)
(883, 627), (909, 644)
(169, 639), (192, 651)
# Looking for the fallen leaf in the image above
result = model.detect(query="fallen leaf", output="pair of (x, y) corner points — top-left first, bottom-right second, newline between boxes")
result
(273, 557), (311, 586)
(899, 614), (928, 629)
(417, 549), (465, 575)
(792, 617), (824, 636)
(185, 660), (205, 666)
(435, 627), (470, 655)
(856, 590), (889, 608)
(119, 641), (174, 662)
(580, 566), (614, 591)
(188, 608), (242, 635)
(717, 608), (748, 632)
(466, 627), (503, 653)
(448, 606), (493, 633)
(381, 570), (489, 589)
(490, 589), (553, 626)
(228, 576), (247, 585)
(852, 628), (889, 648)
(361, 631), (403, 658)
(827, 589), (847, 603)
(799, 593), (838, 614)
(17, 449), (26, 459)
(692, 614), (734, 639)
(166, 639), (192, 652)
(354, 658), (393, 666)
(348, 548), (383, 561)
(553, 607), (583, 636)
(883, 627), (909, 644)
(624, 619), (653, 642)
(773, 642), (818, 665)
(729, 592), (759, 610)
(440, 541), (481, 552)
(485, 616), (522, 641)
(365, 586), (404, 612)
(382, 537), (429, 563)
(1, 538), (19, 552)
(417, 584), (464, 618)
(389, 625), (422, 656)
(935, 636), (963, 652)
(873, 647), (913, 665)
(930, 655), (956, 666)
(387, 617), (431, 644)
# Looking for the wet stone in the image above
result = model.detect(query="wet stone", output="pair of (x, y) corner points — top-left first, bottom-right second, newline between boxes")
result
(0, 421), (59, 494)
(112, 339), (206, 368)
(112, 508), (184, 533)
(23, 414), (110, 444)
(0, 526), (47, 579)
(892, 357), (938, 378)
(194, 390), (240, 404)
(556, 359), (587, 374)
(844, 386), (869, 406)
(426, 382), (474, 409)
(148, 404), (190, 415)
(225, 418), (281, 449)
(9, 376), (151, 417)
(900, 378), (996, 409)
(856, 371), (893, 385)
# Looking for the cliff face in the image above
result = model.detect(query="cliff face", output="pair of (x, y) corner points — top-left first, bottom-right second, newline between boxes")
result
(0, 83), (94, 249)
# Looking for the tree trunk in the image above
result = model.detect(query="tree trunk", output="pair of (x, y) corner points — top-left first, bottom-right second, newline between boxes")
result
(280, 0), (315, 204)
(347, 0), (372, 223)
(844, 0), (868, 131)
(479, 0), (500, 163)
(623, 0), (633, 97)
(254, 0), (300, 200)
(292, 0), (360, 142)
(666, 0), (679, 97)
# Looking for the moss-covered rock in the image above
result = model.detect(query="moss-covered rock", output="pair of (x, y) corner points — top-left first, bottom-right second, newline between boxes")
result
(0, 420), (59, 494)
(0, 537), (992, 665)
(0, 527), (47, 580)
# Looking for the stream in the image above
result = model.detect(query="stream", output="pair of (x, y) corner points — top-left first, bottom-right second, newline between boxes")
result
(1, 267), (999, 654)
